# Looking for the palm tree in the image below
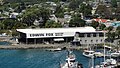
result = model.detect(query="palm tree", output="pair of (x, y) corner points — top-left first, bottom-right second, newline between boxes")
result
(106, 26), (114, 42)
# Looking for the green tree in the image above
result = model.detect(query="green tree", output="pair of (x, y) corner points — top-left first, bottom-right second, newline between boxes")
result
(2, 19), (16, 29)
(0, 22), (4, 29)
(11, 30), (19, 36)
(90, 20), (99, 29)
(69, 16), (86, 27)
(99, 24), (106, 30)
(68, 0), (82, 10)
(22, 7), (50, 27)
(115, 26), (120, 38)
(116, 26), (120, 30)
(111, 32), (116, 40)
(55, 5), (64, 18)
(116, 30), (120, 39)
(14, 2), (26, 13)
(106, 26), (115, 42)
(79, 3), (92, 16)
(95, 5), (111, 18)
(111, 0), (117, 8)
(45, 20), (62, 28)
(61, 0), (67, 2)
(106, 32), (116, 42)
(107, 26), (114, 32)
(12, 22), (27, 29)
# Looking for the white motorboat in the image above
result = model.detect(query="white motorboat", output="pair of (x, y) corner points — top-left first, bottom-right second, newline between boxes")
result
(94, 52), (104, 57)
(50, 48), (62, 51)
(83, 50), (95, 58)
(60, 51), (83, 68)
(47, 48), (62, 51)
(83, 50), (104, 58)
(111, 51), (120, 58)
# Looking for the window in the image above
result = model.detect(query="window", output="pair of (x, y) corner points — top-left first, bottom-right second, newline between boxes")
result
(84, 34), (87, 37)
(91, 34), (93, 37)
(93, 33), (96, 37)
(79, 33), (84, 37)
(96, 40), (98, 42)
(91, 40), (93, 42)
(101, 39), (102, 42)
(85, 40), (87, 43)
(99, 33), (104, 37)
(87, 33), (91, 37)
(97, 33), (99, 37)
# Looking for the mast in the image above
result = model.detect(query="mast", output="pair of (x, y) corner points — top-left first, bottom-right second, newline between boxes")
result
(91, 55), (94, 68)
(103, 31), (106, 65)
(110, 40), (111, 59)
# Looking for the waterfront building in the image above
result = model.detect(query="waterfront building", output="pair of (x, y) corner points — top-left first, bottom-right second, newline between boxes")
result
(17, 27), (106, 45)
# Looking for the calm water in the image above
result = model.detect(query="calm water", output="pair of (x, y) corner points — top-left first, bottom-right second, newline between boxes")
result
(0, 49), (104, 68)
(0, 42), (104, 68)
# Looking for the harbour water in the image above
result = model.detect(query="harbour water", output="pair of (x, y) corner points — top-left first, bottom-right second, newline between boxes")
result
(0, 42), (104, 68)
(0, 49), (105, 68)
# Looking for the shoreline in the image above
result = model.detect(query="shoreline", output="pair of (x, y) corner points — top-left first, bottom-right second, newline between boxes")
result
(0, 43), (117, 51)
(0, 44), (87, 50)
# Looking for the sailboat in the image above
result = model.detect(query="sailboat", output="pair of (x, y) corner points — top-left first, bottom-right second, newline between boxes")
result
(95, 31), (117, 68)
(60, 50), (83, 68)
(95, 58), (117, 68)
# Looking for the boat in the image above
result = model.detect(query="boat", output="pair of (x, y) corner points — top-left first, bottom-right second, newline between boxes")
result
(95, 49), (117, 68)
(95, 32), (117, 68)
(83, 50), (104, 58)
(94, 52), (104, 58)
(111, 51), (120, 58)
(60, 50), (83, 68)
(95, 50), (119, 68)
(95, 58), (117, 68)
(83, 50), (95, 58)
(104, 45), (112, 49)
(46, 48), (62, 51)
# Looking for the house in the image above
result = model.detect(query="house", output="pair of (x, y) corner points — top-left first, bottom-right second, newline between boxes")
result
(10, 12), (19, 18)
(49, 14), (58, 22)
(93, 18), (109, 23)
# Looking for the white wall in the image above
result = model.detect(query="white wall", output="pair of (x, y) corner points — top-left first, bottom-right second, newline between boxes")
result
(27, 32), (75, 38)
